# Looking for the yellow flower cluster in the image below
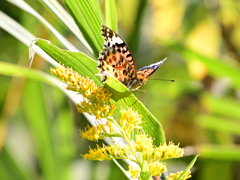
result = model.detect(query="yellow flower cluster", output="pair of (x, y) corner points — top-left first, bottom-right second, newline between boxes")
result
(166, 170), (191, 180)
(51, 64), (193, 180)
(82, 144), (132, 161)
(80, 122), (116, 141)
(51, 65), (116, 119)
(119, 107), (142, 134)
(135, 133), (153, 153)
(152, 142), (184, 161)
(149, 161), (167, 177)
(127, 165), (140, 179)
(133, 134), (185, 177)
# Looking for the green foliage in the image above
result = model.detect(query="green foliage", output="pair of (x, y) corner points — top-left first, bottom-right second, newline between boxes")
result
(0, 0), (240, 179)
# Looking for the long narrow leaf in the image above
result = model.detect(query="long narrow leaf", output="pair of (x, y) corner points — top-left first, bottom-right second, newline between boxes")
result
(177, 155), (199, 180)
(63, 0), (103, 57)
(40, 0), (93, 54)
(0, 62), (59, 86)
(0, 11), (35, 46)
(105, 0), (118, 32)
(0, 148), (33, 180)
(8, 0), (78, 51)
(90, 0), (104, 22)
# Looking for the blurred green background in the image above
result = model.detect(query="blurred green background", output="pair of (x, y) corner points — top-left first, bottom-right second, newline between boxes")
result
(1, 0), (240, 180)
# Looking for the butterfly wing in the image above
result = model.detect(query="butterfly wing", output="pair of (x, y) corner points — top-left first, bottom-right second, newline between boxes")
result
(97, 47), (137, 86)
(97, 24), (137, 86)
(135, 58), (167, 89)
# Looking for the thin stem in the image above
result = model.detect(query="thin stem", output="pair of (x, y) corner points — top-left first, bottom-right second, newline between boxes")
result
(108, 117), (141, 166)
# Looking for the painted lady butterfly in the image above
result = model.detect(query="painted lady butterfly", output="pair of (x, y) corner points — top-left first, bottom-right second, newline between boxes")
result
(97, 24), (167, 90)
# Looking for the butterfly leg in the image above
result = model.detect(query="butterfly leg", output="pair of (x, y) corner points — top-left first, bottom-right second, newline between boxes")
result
(131, 89), (145, 106)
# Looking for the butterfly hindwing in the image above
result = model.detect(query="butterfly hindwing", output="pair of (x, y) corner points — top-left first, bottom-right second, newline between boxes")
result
(137, 58), (167, 79)
(97, 47), (136, 85)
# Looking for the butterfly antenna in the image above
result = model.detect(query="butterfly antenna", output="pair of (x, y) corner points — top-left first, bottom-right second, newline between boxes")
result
(149, 79), (175, 82)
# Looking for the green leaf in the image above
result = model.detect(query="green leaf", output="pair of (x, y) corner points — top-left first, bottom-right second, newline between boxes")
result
(90, 0), (104, 22)
(105, 77), (165, 145)
(35, 39), (102, 86)
(196, 115), (240, 135)
(35, 39), (165, 146)
(0, 148), (33, 180)
(105, 0), (118, 32)
(0, 61), (57, 86)
(112, 159), (133, 180)
(63, 0), (104, 57)
(177, 155), (199, 180)
(140, 160), (151, 180)
(23, 80), (59, 180)
(198, 145), (240, 161)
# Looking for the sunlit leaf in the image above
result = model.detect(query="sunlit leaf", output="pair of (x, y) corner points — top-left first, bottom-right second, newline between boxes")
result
(177, 155), (199, 180)
(63, 0), (104, 57)
(105, 0), (118, 32)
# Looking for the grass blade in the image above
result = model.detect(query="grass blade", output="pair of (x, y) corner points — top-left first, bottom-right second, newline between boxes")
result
(40, 0), (93, 54)
(177, 155), (199, 180)
(105, 0), (118, 32)
(63, 0), (103, 57)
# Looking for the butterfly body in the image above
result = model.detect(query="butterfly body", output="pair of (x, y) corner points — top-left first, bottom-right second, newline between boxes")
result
(97, 24), (166, 90)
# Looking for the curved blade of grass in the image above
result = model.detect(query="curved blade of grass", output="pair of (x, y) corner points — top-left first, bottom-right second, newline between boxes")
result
(177, 155), (199, 180)
(0, 148), (33, 180)
(0, 61), (59, 86)
(35, 39), (165, 145)
(8, 0), (78, 52)
(63, 0), (103, 57)
(40, 0), (93, 54)
(0, 11), (35, 46)
(22, 80), (59, 180)
(90, 0), (104, 22)
(105, 0), (118, 32)
(113, 159), (133, 180)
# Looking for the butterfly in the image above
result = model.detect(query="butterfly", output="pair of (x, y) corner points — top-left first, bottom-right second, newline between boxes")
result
(97, 24), (167, 91)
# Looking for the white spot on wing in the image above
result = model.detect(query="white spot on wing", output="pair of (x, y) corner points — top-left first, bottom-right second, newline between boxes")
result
(111, 36), (123, 44)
